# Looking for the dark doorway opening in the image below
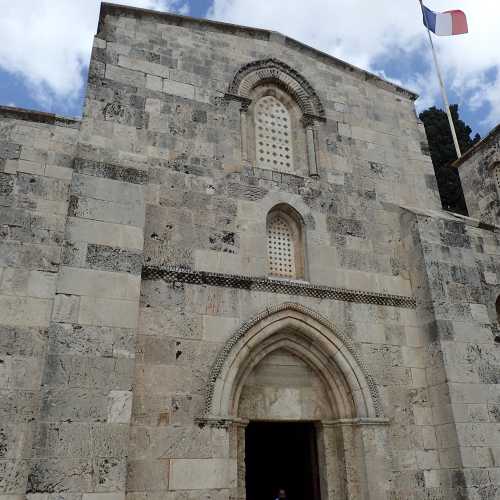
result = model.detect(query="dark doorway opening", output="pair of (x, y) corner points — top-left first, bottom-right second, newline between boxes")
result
(245, 421), (321, 500)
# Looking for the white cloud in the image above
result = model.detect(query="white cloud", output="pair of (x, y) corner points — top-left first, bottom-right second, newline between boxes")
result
(0, 0), (188, 113)
(468, 74), (500, 127)
(210, 0), (500, 129)
(2, 0), (498, 129)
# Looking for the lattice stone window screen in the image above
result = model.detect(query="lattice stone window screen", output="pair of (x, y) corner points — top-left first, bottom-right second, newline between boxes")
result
(255, 95), (294, 173)
(268, 214), (296, 278)
(495, 163), (500, 190)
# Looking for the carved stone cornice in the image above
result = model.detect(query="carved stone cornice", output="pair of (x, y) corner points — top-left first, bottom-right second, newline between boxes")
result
(142, 267), (416, 309)
(0, 105), (80, 128)
(223, 93), (252, 112)
(302, 113), (325, 128)
(195, 416), (249, 429)
(228, 58), (326, 120)
(321, 418), (390, 428)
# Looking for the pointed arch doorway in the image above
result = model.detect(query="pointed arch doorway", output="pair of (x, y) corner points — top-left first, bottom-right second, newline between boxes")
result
(200, 303), (390, 500)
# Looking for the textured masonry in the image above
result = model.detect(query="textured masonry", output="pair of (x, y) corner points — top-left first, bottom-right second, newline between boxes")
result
(0, 2), (500, 499)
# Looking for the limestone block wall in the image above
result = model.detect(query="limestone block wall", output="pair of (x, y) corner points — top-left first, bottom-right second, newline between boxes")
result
(0, 3), (480, 499)
(88, 4), (440, 291)
(0, 108), (80, 494)
(403, 207), (500, 498)
(94, 3), (440, 228)
(135, 280), (415, 497)
(21, 29), (151, 495)
(86, 5), (447, 499)
(458, 127), (500, 226)
(27, 152), (147, 494)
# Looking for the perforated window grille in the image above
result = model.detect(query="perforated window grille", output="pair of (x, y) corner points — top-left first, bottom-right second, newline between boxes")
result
(495, 164), (500, 190)
(268, 215), (296, 278)
(255, 96), (293, 172)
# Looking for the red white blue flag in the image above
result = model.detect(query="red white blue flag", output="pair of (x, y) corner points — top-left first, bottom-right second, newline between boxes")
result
(421, 4), (468, 36)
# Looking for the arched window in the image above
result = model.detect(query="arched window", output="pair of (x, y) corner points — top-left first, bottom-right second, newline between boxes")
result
(494, 163), (500, 191)
(255, 95), (294, 173)
(228, 59), (325, 177)
(267, 205), (305, 279)
(268, 213), (296, 277)
(495, 296), (500, 343)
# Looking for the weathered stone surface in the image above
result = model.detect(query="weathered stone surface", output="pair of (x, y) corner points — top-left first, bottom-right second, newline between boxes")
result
(169, 459), (237, 490)
(0, 173), (14, 196)
(86, 244), (143, 275)
(66, 218), (144, 251)
(458, 126), (500, 226)
(1, 4), (500, 499)
(239, 350), (332, 420)
(73, 158), (148, 185)
(0, 142), (21, 160)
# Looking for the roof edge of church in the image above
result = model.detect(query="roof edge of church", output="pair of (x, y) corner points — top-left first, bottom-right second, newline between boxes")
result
(453, 123), (500, 168)
(399, 203), (500, 233)
(99, 2), (419, 102)
(0, 105), (81, 128)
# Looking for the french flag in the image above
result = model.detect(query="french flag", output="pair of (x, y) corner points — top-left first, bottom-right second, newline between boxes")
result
(422, 4), (468, 36)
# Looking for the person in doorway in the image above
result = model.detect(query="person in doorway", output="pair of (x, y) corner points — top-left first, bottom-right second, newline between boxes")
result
(275, 488), (287, 500)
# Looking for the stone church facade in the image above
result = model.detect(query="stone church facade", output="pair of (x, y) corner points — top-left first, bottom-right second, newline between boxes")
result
(1, 3), (500, 499)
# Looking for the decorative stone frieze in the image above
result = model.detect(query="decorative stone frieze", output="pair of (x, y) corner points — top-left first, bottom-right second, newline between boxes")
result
(227, 58), (325, 121)
(142, 266), (417, 309)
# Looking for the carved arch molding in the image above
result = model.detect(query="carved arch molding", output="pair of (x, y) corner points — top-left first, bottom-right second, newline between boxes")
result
(198, 303), (391, 500)
(226, 59), (326, 177)
(199, 302), (385, 426)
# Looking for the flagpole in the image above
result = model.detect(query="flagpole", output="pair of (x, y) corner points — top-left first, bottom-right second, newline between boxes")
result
(419, 0), (462, 159)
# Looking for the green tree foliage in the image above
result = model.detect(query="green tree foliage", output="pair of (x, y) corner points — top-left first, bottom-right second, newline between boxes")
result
(419, 104), (480, 215)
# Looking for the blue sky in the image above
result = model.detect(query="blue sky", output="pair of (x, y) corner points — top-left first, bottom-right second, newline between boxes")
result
(1, 0), (498, 138)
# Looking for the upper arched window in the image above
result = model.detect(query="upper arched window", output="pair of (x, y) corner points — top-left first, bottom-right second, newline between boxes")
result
(494, 163), (500, 191)
(267, 205), (305, 280)
(255, 95), (294, 173)
(228, 59), (325, 178)
(496, 296), (500, 343)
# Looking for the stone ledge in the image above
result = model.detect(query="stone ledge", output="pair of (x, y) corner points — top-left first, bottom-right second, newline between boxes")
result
(142, 266), (417, 309)
(453, 123), (500, 168)
(0, 105), (80, 128)
(399, 203), (500, 233)
(195, 416), (390, 428)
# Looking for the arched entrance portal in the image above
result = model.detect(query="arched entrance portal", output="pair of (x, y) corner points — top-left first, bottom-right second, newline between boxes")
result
(200, 303), (390, 500)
